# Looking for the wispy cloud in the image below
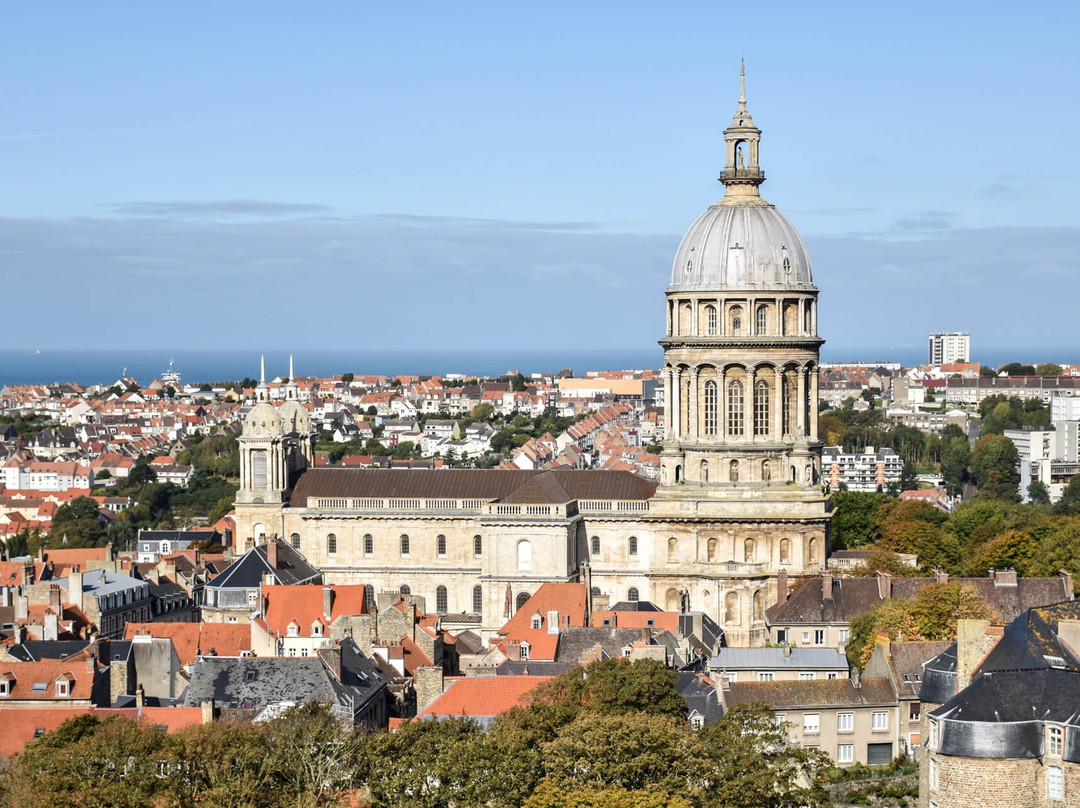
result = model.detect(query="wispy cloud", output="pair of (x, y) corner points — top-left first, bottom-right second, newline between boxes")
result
(892, 210), (955, 231)
(373, 213), (602, 232)
(106, 199), (334, 218)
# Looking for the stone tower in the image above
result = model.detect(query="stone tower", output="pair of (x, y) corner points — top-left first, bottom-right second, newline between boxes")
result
(647, 64), (830, 644)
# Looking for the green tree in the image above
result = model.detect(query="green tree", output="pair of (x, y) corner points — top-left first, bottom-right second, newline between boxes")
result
(964, 529), (1038, 576)
(899, 461), (919, 492)
(526, 783), (693, 808)
(1053, 475), (1080, 516)
(940, 436), (970, 497)
(49, 496), (108, 547)
(127, 459), (158, 488)
(340, 372), (354, 383)
(828, 491), (889, 549)
(511, 374), (528, 392)
(1027, 480), (1052, 506)
(1037, 363), (1063, 378)
(970, 433), (1021, 501)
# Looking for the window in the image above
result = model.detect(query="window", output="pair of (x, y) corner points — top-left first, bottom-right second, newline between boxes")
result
(744, 538), (755, 562)
(707, 537), (717, 561)
(517, 540), (532, 570)
(756, 305), (767, 335)
(774, 714), (785, 728)
(400, 535), (410, 556)
(838, 629), (850, 644)
(591, 536), (600, 555)
(727, 380), (744, 436)
(705, 305), (717, 336)
(326, 533), (337, 555)
(814, 630), (825, 645)
(290, 533), (300, 550)
(628, 587), (639, 602)
(725, 592), (739, 624)
(473, 535), (483, 556)
(910, 702), (921, 721)
(730, 306), (742, 335)
(929, 757), (939, 790)
(872, 711), (888, 731)
(754, 379), (770, 436)
(1048, 765), (1064, 800)
(311, 622), (323, 637)
(364, 584), (375, 611)
(803, 714), (820, 734)
(160, 541), (169, 554)
(520, 642), (530, 661)
(667, 537), (678, 560)
(628, 536), (638, 556)
(704, 380), (718, 435)
(436, 585), (447, 614)
(837, 713), (853, 732)
(55, 680), (69, 697)
(802, 631), (810, 644)
(929, 719), (938, 751)
(531, 614), (542, 629)
(516, 591), (531, 611)
(827, 672), (839, 680)
(779, 538), (790, 563)
(836, 744), (854, 764)
(399, 584), (411, 596)
(364, 534), (373, 555)
(776, 629), (788, 644)
(757, 672), (775, 682)
(472, 585), (483, 614)
(287, 623), (299, 637)
(436, 535), (446, 556)
(783, 376), (795, 435)
(691, 715), (704, 730)
(798, 672), (816, 681)
(1049, 725), (1064, 756)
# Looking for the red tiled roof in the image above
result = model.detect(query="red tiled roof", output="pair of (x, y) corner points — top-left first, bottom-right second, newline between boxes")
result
(124, 623), (251, 667)
(416, 675), (552, 720)
(499, 582), (588, 636)
(260, 584), (368, 638)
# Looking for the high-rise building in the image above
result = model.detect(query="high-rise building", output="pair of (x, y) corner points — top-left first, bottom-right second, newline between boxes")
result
(928, 332), (970, 365)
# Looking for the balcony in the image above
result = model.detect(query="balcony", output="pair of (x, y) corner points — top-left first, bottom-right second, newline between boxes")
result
(718, 167), (765, 182)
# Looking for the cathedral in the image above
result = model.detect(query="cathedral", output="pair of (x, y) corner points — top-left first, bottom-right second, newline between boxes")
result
(232, 67), (830, 646)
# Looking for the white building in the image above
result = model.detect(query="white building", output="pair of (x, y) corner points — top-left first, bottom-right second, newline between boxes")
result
(928, 332), (970, 365)
(822, 446), (903, 493)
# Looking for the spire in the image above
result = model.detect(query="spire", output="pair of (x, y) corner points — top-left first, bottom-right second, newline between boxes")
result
(256, 354), (269, 402)
(260, 354), (266, 384)
(289, 354), (294, 381)
(720, 61), (765, 202)
(285, 354), (298, 400)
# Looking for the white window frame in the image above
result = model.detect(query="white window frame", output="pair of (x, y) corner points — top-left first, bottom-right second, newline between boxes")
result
(758, 672), (775, 682)
(1048, 765), (1064, 800)
(838, 629), (850, 644)
(798, 672), (816, 681)
(803, 713), (820, 734)
(814, 629), (826, 645)
(1048, 725), (1064, 757)
(872, 711), (888, 731)
(802, 631), (810, 644)
(837, 712), (853, 732)
(929, 757), (939, 790)
(836, 744), (854, 763)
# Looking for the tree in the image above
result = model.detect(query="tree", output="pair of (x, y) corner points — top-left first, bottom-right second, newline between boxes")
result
(127, 460), (158, 488)
(1054, 475), (1080, 516)
(1037, 363), (1063, 378)
(940, 436), (970, 497)
(1028, 480), (1052, 506)
(340, 372), (355, 383)
(964, 529), (1038, 577)
(511, 374), (528, 392)
(469, 402), (495, 422)
(829, 491), (889, 549)
(970, 433), (1021, 501)
(262, 703), (364, 807)
(49, 496), (107, 547)
(526, 783), (693, 808)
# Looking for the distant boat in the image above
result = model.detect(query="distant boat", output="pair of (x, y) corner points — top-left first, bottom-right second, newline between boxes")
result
(162, 358), (182, 387)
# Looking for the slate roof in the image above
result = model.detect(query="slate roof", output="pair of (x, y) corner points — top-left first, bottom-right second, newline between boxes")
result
(886, 641), (950, 699)
(5, 640), (91, 662)
(553, 627), (646, 664)
(724, 677), (895, 709)
(289, 468), (657, 506)
(179, 656), (338, 709)
(709, 647), (849, 671)
(206, 541), (321, 590)
(677, 672), (723, 726)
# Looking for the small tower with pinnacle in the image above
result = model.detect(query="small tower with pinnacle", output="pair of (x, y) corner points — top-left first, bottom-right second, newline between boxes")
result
(720, 60), (766, 202)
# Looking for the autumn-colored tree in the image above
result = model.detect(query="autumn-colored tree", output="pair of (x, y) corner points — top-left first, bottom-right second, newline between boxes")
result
(963, 529), (1038, 577)
(526, 783), (693, 808)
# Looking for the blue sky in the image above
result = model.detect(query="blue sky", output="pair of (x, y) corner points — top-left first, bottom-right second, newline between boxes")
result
(2, 2), (1079, 357)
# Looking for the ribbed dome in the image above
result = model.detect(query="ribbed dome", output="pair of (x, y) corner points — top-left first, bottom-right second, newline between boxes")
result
(668, 203), (814, 292)
(243, 401), (282, 438)
(279, 399), (310, 436)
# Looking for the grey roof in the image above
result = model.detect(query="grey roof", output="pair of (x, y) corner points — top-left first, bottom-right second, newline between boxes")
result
(180, 656), (338, 709)
(5, 640), (91, 662)
(206, 541), (321, 590)
(709, 647), (849, 671)
(497, 661), (573, 676)
(724, 677), (895, 710)
(677, 672), (723, 726)
(553, 627), (645, 664)
(48, 569), (148, 598)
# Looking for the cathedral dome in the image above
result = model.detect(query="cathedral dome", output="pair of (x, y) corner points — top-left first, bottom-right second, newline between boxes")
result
(279, 399), (310, 436)
(243, 401), (282, 438)
(668, 203), (814, 292)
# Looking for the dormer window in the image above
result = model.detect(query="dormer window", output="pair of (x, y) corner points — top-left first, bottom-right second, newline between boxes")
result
(311, 622), (323, 637)
(0, 674), (13, 696)
(287, 622), (300, 638)
(519, 642), (530, 661)
(55, 677), (71, 697)
(531, 614), (542, 630)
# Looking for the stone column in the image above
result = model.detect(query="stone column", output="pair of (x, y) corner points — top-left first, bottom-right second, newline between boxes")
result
(796, 367), (807, 438)
(689, 367), (699, 439)
(664, 367), (673, 439)
(719, 367), (727, 438)
(773, 366), (783, 439)
(673, 367), (682, 438)
(810, 366), (819, 441)
(797, 298), (805, 336)
(744, 367), (755, 441)
(691, 299), (698, 336)
(810, 298), (818, 336)
(748, 298), (756, 334)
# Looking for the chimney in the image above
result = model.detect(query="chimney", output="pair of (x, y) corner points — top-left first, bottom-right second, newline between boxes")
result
(323, 587), (334, 620)
(266, 535), (278, 569)
(135, 684), (145, 712)
(1062, 570), (1075, 600)
(956, 619), (996, 690)
(201, 698), (215, 724)
(783, 644), (791, 657)
(822, 571), (833, 601)
(992, 568), (1017, 587)
(67, 570), (83, 608)
(1058, 620), (1080, 656)
(776, 568), (788, 606)
(641, 627), (652, 645)
(582, 562), (593, 623)
(876, 571), (892, 600)
(851, 667), (861, 688)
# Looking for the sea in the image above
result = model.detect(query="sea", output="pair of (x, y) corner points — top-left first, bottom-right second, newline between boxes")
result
(1, 346), (1078, 387)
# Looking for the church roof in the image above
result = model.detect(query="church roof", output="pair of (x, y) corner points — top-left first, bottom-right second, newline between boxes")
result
(289, 468), (657, 506)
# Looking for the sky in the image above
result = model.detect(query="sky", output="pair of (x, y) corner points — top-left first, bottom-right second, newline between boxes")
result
(2, 2), (1079, 358)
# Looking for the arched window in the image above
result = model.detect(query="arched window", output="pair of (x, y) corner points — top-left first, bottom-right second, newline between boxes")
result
(674, 464), (682, 483)
(400, 535), (410, 556)
(628, 587), (639, 603)
(780, 538), (791, 564)
(665, 588), (680, 612)
(667, 537), (678, 560)
(754, 378), (770, 436)
(808, 537), (818, 562)
(700, 459), (709, 482)
(628, 536), (638, 556)
(436, 535), (446, 556)
(705, 305), (718, 336)
(400, 584), (411, 596)
(472, 585), (483, 614)
(517, 540), (532, 570)
(473, 535), (483, 556)
(727, 380), (744, 436)
(762, 459), (771, 482)
(753, 590), (763, 622)
(729, 459), (740, 482)
(730, 306), (743, 335)
(591, 586), (601, 596)
(364, 584), (375, 611)
(290, 533), (300, 550)
(704, 380), (718, 436)
(591, 536), (600, 555)
(436, 585), (447, 614)
(725, 592), (739, 624)
(744, 538), (755, 562)
(756, 305), (767, 335)
(326, 534), (337, 555)
(707, 537), (718, 561)
(364, 534), (373, 555)
(516, 591), (531, 611)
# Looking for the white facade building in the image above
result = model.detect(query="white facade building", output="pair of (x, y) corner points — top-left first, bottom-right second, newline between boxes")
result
(928, 332), (970, 365)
